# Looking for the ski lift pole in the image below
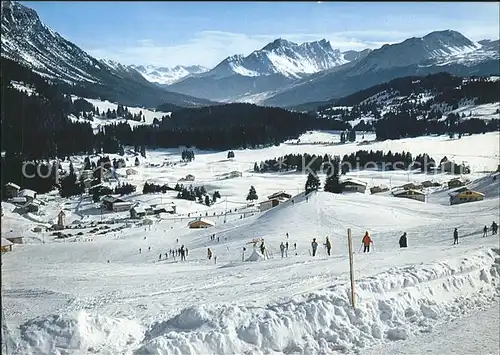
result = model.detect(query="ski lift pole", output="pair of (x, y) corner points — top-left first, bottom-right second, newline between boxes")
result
(347, 228), (356, 308)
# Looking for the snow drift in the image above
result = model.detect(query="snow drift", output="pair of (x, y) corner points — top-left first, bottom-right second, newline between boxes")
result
(61, 248), (499, 355)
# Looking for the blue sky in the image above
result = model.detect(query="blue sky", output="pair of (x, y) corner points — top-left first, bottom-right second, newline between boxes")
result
(22, 1), (500, 68)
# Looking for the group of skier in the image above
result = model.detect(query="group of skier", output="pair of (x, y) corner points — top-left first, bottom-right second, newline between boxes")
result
(482, 221), (498, 237)
(158, 245), (188, 261)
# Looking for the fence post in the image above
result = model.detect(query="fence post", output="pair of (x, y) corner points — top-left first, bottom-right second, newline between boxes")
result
(347, 228), (355, 308)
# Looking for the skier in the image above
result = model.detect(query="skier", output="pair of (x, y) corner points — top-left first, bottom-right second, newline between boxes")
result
(260, 241), (266, 257)
(453, 228), (459, 244)
(286, 232), (289, 239)
(207, 247), (212, 260)
(325, 237), (332, 256)
(362, 232), (372, 253)
(159, 254), (162, 261)
(280, 242), (285, 258)
(148, 246), (151, 251)
(285, 241), (289, 257)
(491, 221), (498, 235)
(399, 232), (408, 248)
(483, 225), (488, 238)
(165, 252), (168, 259)
(180, 245), (186, 261)
(311, 238), (318, 257)
(294, 242), (297, 250)
(139, 248), (142, 254)
(185, 248), (189, 256)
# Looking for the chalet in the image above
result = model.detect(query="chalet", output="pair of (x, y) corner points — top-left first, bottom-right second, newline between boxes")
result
(370, 185), (389, 194)
(259, 199), (281, 212)
(392, 189), (426, 202)
(448, 177), (468, 189)
(341, 178), (367, 193)
(449, 188), (484, 205)
(18, 189), (37, 202)
(4, 182), (20, 198)
(398, 182), (423, 191)
(267, 191), (292, 200)
(33, 226), (44, 233)
(184, 174), (196, 182)
(153, 204), (175, 214)
(1, 238), (13, 253)
(130, 206), (147, 219)
(10, 197), (28, 205)
(421, 180), (438, 188)
(126, 168), (138, 175)
(101, 196), (132, 212)
(188, 218), (215, 229)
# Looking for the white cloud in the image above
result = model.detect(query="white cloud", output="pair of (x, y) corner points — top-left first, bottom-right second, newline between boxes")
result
(84, 26), (499, 69)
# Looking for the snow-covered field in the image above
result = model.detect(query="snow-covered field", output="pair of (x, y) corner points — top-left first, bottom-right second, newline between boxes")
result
(2, 131), (499, 355)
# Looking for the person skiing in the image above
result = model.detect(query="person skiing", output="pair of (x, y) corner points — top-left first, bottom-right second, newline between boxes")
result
(362, 232), (372, 253)
(325, 237), (332, 256)
(293, 242), (297, 250)
(491, 221), (498, 235)
(483, 225), (488, 237)
(207, 247), (212, 260)
(260, 241), (266, 257)
(286, 232), (289, 239)
(148, 246), (151, 251)
(139, 248), (142, 254)
(311, 238), (318, 256)
(185, 248), (189, 256)
(180, 245), (186, 261)
(159, 254), (162, 260)
(280, 242), (285, 258)
(453, 228), (459, 244)
(285, 241), (289, 257)
(399, 232), (408, 248)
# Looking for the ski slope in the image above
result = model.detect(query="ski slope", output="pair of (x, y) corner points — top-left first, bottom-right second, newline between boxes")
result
(1, 130), (499, 355)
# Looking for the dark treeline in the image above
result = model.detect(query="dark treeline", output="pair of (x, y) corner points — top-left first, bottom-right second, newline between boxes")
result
(254, 150), (437, 174)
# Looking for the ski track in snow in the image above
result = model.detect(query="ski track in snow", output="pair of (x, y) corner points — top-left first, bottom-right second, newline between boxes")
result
(1, 130), (500, 355)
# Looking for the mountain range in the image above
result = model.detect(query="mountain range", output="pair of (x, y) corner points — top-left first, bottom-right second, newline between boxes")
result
(0, 1), (214, 108)
(128, 64), (209, 85)
(1, 1), (499, 110)
(164, 39), (371, 103)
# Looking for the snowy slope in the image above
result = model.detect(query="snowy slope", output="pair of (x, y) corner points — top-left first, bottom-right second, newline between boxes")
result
(2, 131), (499, 355)
(129, 64), (209, 85)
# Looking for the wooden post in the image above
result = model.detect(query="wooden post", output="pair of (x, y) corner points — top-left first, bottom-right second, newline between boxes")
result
(347, 228), (355, 308)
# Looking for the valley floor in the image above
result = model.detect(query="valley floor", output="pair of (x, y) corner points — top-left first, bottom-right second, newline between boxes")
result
(1, 131), (499, 355)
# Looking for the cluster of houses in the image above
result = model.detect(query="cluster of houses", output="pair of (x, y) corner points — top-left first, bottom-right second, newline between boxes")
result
(4, 183), (43, 214)
(99, 195), (176, 219)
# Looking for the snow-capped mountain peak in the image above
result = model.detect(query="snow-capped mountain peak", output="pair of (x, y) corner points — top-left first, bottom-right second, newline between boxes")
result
(208, 38), (350, 79)
(129, 64), (209, 85)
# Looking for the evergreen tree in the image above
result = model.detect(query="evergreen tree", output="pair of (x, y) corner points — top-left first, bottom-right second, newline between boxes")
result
(227, 151), (235, 159)
(324, 170), (342, 194)
(246, 185), (258, 201)
(205, 195), (211, 206)
(305, 172), (320, 194)
(253, 162), (260, 172)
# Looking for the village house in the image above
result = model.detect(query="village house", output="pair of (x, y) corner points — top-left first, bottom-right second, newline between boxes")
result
(259, 199), (282, 212)
(397, 182), (423, 191)
(448, 177), (468, 189)
(267, 191), (292, 200)
(449, 188), (484, 205)
(4, 182), (20, 198)
(421, 180), (439, 188)
(188, 218), (215, 229)
(3, 231), (24, 244)
(370, 185), (389, 194)
(130, 206), (147, 219)
(341, 178), (367, 193)
(1, 238), (13, 252)
(18, 189), (37, 202)
(10, 196), (28, 205)
(101, 195), (133, 212)
(392, 189), (426, 202)
(185, 174), (196, 181)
